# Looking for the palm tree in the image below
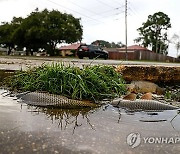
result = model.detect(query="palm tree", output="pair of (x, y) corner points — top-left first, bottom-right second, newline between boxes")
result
(175, 42), (180, 57)
(171, 34), (180, 57)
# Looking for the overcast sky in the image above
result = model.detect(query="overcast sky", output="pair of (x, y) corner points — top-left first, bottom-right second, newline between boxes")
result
(0, 0), (179, 57)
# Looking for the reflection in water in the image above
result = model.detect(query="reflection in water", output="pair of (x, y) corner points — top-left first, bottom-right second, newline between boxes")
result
(1, 89), (180, 134)
(1, 88), (180, 154)
(25, 105), (100, 134)
(170, 110), (180, 132)
(139, 119), (167, 122)
(1, 89), (180, 133)
(21, 100), (180, 133)
(115, 104), (180, 132)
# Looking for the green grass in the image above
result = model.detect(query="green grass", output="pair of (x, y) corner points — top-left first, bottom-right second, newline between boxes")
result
(4, 63), (126, 101)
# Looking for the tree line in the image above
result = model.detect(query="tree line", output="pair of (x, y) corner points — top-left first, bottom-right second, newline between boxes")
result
(91, 40), (125, 48)
(0, 9), (83, 56)
(0, 9), (178, 57)
(135, 11), (171, 55)
(135, 11), (179, 57)
(92, 12), (174, 56)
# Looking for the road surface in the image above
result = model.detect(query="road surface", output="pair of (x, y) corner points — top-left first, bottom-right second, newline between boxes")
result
(0, 56), (179, 71)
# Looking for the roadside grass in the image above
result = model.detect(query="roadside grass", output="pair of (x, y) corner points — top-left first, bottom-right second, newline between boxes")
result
(4, 63), (126, 101)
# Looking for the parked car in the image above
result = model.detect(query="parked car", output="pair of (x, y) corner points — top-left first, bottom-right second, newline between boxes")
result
(77, 44), (109, 59)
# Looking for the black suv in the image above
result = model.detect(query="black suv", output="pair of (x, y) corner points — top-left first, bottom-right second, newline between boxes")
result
(77, 44), (108, 59)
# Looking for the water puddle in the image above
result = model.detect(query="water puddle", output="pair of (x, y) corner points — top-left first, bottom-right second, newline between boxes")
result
(0, 89), (180, 154)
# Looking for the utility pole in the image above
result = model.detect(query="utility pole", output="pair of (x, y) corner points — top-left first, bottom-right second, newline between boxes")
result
(125, 0), (128, 60)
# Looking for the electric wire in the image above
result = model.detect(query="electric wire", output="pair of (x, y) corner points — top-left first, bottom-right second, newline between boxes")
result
(95, 0), (115, 9)
(46, 0), (103, 23)
(45, 0), (126, 25)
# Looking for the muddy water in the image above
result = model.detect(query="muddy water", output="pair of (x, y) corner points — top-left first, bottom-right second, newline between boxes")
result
(0, 89), (180, 154)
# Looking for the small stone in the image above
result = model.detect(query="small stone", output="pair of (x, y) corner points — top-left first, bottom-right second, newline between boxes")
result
(126, 81), (164, 95)
(20, 147), (24, 150)
(123, 93), (136, 101)
(140, 92), (152, 100)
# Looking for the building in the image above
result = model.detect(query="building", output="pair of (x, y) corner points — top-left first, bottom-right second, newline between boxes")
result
(107, 45), (177, 62)
(59, 43), (81, 57)
(106, 45), (153, 60)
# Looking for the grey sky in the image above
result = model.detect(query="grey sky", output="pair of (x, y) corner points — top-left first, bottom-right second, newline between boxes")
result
(0, 0), (179, 57)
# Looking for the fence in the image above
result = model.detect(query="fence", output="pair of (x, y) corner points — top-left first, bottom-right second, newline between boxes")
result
(108, 50), (179, 62)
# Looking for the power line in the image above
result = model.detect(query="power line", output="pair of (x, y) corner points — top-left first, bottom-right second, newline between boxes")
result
(83, 8), (125, 27)
(95, 6), (125, 16)
(128, 1), (143, 19)
(45, 0), (126, 26)
(95, 0), (115, 9)
(110, 0), (124, 6)
(45, 0), (103, 24)
(62, 0), (125, 19)
(40, 0), (128, 44)
(129, 7), (137, 16)
(64, 0), (99, 16)
(88, 10), (125, 23)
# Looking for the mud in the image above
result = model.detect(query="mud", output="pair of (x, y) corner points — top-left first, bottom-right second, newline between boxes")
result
(116, 65), (180, 84)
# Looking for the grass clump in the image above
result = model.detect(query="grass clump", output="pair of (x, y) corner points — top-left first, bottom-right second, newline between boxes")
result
(4, 63), (126, 101)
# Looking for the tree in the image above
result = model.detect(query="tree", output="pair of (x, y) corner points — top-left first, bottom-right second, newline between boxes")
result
(44, 10), (83, 55)
(91, 40), (124, 48)
(0, 22), (15, 55)
(0, 17), (24, 55)
(1, 9), (83, 56)
(171, 34), (180, 57)
(135, 12), (171, 55)
(13, 10), (49, 55)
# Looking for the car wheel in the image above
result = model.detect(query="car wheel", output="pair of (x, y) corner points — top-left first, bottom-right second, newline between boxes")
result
(104, 55), (108, 60)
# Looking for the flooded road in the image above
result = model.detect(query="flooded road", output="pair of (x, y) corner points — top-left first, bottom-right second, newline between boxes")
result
(0, 89), (180, 154)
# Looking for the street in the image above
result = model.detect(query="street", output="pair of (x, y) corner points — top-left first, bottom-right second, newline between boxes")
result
(0, 56), (179, 71)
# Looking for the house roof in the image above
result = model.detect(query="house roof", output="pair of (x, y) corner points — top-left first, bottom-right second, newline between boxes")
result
(59, 43), (81, 50)
(119, 45), (151, 51)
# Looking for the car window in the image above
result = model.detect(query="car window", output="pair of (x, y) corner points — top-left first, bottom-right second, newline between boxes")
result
(80, 45), (88, 49)
(89, 45), (101, 50)
(88, 45), (94, 50)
